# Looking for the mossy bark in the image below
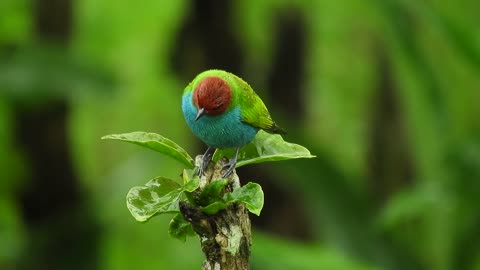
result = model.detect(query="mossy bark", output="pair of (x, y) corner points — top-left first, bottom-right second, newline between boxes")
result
(180, 156), (251, 270)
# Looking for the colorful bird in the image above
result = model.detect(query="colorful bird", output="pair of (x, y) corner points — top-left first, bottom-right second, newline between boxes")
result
(182, 69), (285, 177)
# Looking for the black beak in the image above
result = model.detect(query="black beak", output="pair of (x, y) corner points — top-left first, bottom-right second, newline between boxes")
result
(195, 107), (205, 121)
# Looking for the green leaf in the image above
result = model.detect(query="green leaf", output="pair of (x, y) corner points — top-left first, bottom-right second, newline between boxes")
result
(376, 187), (437, 229)
(168, 213), (196, 242)
(126, 173), (200, 222)
(213, 130), (315, 168)
(202, 201), (228, 215)
(225, 182), (264, 216)
(102, 132), (194, 168)
(182, 169), (192, 185)
(199, 179), (229, 206)
(183, 174), (200, 192)
(181, 169), (198, 203)
(126, 177), (182, 222)
(201, 182), (264, 216)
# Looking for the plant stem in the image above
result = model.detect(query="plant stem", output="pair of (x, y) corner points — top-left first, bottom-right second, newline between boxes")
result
(180, 156), (251, 270)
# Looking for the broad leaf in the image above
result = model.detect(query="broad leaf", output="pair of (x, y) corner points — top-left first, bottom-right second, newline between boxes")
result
(376, 188), (436, 229)
(183, 174), (200, 192)
(226, 182), (264, 216)
(126, 177), (182, 222)
(202, 201), (228, 215)
(201, 182), (264, 216)
(182, 169), (193, 185)
(213, 130), (315, 167)
(199, 179), (229, 206)
(126, 173), (201, 222)
(102, 132), (194, 168)
(181, 169), (198, 204)
(168, 213), (196, 242)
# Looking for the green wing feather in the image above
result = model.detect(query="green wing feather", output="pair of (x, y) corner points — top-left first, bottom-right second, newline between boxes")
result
(187, 69), (285, 134)
(230, 73), (286, 134)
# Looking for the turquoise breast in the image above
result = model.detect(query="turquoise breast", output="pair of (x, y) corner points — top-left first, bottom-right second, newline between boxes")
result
(182, 92), (258, 149)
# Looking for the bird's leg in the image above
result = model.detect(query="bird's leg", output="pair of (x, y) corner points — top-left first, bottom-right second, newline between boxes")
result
(221, 147), (240, 178)
(199, 147), (216, 176)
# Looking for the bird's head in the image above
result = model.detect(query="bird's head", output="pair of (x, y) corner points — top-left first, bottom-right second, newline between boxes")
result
(193, 76), (232, 121)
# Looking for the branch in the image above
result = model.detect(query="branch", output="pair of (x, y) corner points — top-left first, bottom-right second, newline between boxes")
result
(180, 156), (251, 270)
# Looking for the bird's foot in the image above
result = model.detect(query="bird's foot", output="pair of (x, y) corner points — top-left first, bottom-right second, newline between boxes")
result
(198, 147), (215, 176)
(221, 160), (236, 178)
(221, 148), (240, 178)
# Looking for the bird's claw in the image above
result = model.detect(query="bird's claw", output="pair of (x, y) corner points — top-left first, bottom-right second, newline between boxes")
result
(198, 160), (208, 176)
(199, 147), (239, 178)
(221, 161), (236, 178)
(220, 147), (239, 178)
(198, 147), (215, 176)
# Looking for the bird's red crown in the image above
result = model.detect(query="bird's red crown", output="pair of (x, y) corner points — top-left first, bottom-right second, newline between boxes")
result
(193, 76), (232, 116)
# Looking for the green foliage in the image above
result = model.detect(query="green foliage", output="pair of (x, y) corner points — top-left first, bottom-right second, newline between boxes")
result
(251, 232), (376, 270)
(376, 186), (436, 229)
(201, 182), (264, 216)
(225, 182), (264, 216)
(102, 132), (194, 169)
(0, 198), (25, 266)
(168, 213), (196, 242)
(214, 130), (315, 167)
(198, 179), (229, 206)
(126, 176), (187, 222)
(104, 131), (311, 241)
(0, 46), (115, 106)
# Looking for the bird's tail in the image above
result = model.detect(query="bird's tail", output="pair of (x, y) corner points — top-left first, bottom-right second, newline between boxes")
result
(265, 122), (287, 135)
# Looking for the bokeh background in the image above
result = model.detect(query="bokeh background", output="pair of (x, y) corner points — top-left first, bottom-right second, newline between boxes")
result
(1, 0), (479, 269)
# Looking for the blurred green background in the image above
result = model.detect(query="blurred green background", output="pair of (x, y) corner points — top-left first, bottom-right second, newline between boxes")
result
(1, 0), (479, 269)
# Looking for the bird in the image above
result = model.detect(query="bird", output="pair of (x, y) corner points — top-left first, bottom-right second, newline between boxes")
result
(182, 69), (285, 177)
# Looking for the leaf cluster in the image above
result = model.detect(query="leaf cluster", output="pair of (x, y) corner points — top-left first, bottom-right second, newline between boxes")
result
(102, 131), (314, 241)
